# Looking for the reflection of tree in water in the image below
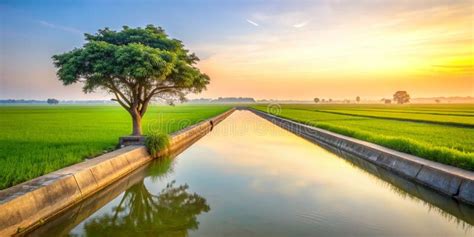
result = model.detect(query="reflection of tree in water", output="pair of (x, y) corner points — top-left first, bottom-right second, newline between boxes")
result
(82, 158), (210, 237)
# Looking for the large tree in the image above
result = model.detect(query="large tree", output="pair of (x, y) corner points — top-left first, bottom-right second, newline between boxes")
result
(53, 25), (210, 136)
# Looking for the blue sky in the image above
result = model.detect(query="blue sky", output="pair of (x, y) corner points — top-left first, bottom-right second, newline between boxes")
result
(1, 0), (472, 100)
(1, 0), (264, 99)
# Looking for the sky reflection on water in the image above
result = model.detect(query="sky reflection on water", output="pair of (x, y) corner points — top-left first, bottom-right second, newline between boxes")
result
(31, 111), (473, 236)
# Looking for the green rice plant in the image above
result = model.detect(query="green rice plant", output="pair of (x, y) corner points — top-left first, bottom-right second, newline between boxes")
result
(146, 133), (170, 158)
(315, 109), (474, 127)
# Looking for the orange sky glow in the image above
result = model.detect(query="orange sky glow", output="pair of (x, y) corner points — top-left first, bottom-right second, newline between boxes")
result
(194, 1), (473, 100)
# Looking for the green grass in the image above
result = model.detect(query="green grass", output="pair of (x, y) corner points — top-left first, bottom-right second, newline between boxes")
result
(0, 105), (230, 189)
(252, 104), (474, 170)
(314, 109), (474, 127)
(146, 132), (170, 158)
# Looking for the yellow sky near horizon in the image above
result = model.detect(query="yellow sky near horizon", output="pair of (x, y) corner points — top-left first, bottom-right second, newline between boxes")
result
(195, 1), (473, 100)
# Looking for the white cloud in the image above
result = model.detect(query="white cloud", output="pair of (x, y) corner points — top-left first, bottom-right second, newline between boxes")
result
(38, 20), (82, 34)
(246, 19), (259, 27)
(293, 21), (310, 28)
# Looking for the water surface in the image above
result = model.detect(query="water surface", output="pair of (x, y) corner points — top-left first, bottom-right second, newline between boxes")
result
(29, 111), (474, 236)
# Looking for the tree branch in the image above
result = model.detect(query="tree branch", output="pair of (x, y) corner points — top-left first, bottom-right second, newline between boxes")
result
(112, 91), (131, 110)
(106, 81), (132, 106)
(144, 85), (184, 102)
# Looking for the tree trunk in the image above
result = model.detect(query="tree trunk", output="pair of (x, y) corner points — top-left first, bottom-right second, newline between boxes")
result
(131, 112), (142, 136)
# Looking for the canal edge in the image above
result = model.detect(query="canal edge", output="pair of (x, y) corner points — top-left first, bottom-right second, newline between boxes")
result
(0, 108), (236, 236)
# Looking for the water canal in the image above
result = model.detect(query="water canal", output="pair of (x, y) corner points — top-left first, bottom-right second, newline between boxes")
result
(28, 111), (474, 236)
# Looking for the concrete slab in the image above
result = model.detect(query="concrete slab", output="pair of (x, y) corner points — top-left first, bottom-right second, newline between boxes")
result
(458, 180), (474, 205)
(377, 153), (423, 179)
(0, 174), (81, 236)
(72, 169), (98, 196)
(416, 166), (463, 195)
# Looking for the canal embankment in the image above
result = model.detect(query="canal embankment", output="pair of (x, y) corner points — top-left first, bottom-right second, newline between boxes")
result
(18, 110), (474, 236)
(249, 108), (474, 205)
(0, 108), (235, 236)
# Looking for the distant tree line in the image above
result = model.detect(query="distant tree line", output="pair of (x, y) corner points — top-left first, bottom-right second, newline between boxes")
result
(313, 97), (350, 104)
(0, 99), (116, 104)
(0, 99), (46, 104)
(188, 97), (256, 103)
(214, 97), (256, 103)
(313, 91), (411, 104)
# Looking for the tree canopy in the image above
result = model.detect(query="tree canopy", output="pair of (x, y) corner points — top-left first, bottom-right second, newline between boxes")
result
(53, 25), (210, 135)
(393, 91), (410, 104)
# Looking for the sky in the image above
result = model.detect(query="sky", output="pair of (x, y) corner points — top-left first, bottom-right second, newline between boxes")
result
(0, 0), (473, 100)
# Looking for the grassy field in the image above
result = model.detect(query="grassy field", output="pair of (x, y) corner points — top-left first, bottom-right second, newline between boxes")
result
(0, 105), (230, 189)
(252, 104), (474, 170)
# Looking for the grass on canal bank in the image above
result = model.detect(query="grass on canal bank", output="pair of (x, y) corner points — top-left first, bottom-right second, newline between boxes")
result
(0, 105), (230, 189)
(252, 104), (474, 170)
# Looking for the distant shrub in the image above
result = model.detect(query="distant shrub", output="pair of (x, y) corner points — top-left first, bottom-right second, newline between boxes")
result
(145, 133), (170, 158)
(47, 98), (59, 104)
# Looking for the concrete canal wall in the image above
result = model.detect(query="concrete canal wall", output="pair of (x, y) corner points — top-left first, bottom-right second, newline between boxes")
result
(0, 108), (235, 236)
(250, 109), (474, 206)
(318, 142), (474, 224)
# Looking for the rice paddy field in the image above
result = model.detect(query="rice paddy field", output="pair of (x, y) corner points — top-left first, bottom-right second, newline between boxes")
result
(0, 105), (230, 189)
(252, 104), (474, 171)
